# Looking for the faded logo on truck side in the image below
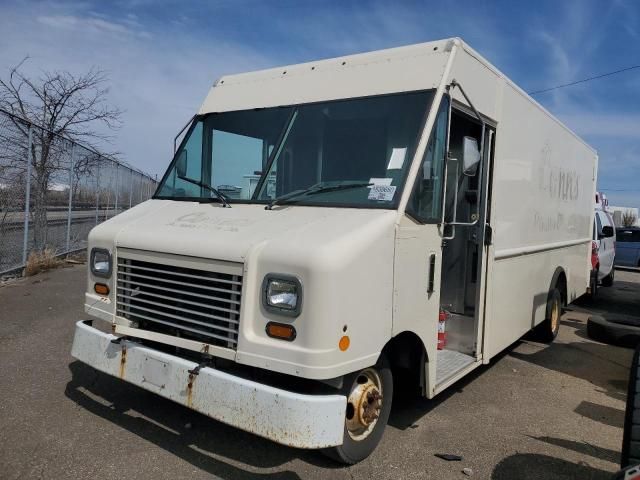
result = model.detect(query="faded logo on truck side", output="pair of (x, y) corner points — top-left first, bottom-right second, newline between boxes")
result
(166, 212), (253, 232)
(538, 143), (581, 202)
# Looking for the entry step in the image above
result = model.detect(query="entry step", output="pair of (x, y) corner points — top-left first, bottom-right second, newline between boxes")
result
(436, 349), (475, 385)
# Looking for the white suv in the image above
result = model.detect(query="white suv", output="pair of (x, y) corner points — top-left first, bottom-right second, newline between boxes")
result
(591, 207), (616, 297)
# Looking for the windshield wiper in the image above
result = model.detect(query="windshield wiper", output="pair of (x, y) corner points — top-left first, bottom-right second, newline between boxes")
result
(265, 182), (373, 210)
(178, 175), (231, 207)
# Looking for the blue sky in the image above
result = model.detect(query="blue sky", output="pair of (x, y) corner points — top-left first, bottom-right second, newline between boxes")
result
(1, 0), (639, 207)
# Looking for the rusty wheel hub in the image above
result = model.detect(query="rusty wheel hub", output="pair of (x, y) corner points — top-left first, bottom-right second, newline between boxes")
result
(345, 368), (383, 441)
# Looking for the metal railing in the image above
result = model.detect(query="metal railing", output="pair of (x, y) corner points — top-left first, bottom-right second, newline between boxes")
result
(0, 108), (158, 275)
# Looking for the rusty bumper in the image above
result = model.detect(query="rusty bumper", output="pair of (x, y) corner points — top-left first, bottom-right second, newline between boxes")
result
(71, 320), (346, 448)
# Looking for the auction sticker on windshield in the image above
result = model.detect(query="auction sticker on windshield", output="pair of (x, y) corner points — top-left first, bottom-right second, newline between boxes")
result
(368, 185), (396, 201)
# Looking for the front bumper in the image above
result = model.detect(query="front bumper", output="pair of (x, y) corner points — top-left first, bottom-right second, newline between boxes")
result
(71, 320), (346, 448)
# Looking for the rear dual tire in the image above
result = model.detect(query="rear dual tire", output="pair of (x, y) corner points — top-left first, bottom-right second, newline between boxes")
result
(538, 288), (562, 343)
(323, 355), (393, 465)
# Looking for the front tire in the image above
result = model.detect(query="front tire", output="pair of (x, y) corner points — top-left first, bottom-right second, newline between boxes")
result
(538, 288), (562, 343)
(323, 355), (393, 465)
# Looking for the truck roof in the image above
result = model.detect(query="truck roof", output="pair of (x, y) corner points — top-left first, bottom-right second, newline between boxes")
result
(199, 37), (595, 154)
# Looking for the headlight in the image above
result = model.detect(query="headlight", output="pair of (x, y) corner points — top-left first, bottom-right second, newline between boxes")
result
(90, 248), (112, 278)
(262, 274), (302, 316)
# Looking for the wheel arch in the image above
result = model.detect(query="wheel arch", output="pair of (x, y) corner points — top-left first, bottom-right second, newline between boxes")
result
(379, 331), (428, 396)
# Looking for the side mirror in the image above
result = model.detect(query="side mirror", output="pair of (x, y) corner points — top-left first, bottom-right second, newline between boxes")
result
(176, 150), (187, 178)
(462, 136), (481, 176)
(602, 225), (614, 238)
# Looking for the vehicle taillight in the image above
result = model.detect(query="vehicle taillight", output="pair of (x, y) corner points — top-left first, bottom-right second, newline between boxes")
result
(591, 241), (599, 270)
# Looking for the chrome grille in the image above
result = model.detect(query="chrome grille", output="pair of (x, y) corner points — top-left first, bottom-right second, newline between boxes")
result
(116, 256), (242, 349)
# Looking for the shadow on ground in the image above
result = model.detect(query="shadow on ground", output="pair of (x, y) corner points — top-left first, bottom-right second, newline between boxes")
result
(492, 453), (612, 479)
(529, 435), (620, 464)
(572, 272), (640, 326)
(389, 346), (514, 430)
(510, 335), (630, 403)
(575, 401), (625, 429)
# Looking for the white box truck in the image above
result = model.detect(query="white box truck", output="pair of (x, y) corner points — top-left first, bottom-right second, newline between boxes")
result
(72, 38), (597, 463)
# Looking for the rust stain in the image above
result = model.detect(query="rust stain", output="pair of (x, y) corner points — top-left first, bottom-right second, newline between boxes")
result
(119, 345), (127, 379)
(187, 372), (196, 408)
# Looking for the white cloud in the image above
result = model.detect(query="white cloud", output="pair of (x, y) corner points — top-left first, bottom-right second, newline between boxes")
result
(559, 113), (640, 139)
(0, 3), (273, 176)
(37, 14), (150, 38)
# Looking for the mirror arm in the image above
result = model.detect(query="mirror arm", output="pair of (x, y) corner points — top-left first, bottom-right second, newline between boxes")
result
(450, 80), (483, 125)
(442, 79), (487, 234)
(440, 89), (454, 228)
(440, 156), (449, 226)
(442, 159), (459, 241)
(174, 114), (196, 154)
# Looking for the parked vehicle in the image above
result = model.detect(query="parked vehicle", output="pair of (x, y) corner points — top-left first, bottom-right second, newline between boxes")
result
(616, 227), (640, 268)
(590, 205), (617, 297)
(70, 38), (597, 464)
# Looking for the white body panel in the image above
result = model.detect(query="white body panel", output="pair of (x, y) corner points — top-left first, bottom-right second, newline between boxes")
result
(199, 40), (454, 114)
(74, 38), (597, 446)
(88, 202), (396, 380)
(474, 66), (596, 359)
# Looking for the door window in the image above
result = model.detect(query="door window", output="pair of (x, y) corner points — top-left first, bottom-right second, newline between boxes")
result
(595, 213), (603, 237)
(406, 96), (449, 222)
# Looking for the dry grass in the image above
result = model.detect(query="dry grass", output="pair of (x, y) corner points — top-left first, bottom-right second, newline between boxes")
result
(24, 248), (63, 276)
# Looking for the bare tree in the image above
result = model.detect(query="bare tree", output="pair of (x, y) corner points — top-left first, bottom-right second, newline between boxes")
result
(0, 58), (121, 250)
(623, 209), (638, 227)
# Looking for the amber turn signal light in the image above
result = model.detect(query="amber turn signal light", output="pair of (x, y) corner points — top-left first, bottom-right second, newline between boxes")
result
(265, 322), (296, 341)
(94, 283), (110, 296)
(339, 335), (350, 351)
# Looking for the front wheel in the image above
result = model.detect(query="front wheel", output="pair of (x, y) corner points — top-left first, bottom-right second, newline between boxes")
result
(323, 355), (393, 465)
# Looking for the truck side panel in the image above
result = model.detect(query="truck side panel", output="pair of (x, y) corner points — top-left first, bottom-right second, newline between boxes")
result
(482, 76), (596, 360)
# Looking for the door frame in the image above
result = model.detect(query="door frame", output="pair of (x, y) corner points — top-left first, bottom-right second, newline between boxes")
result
(473, 124), (496, 361)
(445, 102), (497, 361)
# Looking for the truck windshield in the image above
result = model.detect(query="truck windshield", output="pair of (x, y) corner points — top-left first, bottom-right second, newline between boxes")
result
(155, 90), (435, 208)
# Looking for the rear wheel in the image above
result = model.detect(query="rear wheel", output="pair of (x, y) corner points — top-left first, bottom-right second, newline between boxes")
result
(538, 288), (562, 343)
(602, 267), (615, 287)
(323, 355), (393, 465)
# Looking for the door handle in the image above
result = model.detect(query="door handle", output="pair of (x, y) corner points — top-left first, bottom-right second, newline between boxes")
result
(428, 254), (436, 293)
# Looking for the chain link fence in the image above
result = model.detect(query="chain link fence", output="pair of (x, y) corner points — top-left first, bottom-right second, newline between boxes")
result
(0, 109), (158, 275)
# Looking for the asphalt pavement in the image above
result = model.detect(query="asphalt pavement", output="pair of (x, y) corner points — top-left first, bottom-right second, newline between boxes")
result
(0, 266), (638, 479)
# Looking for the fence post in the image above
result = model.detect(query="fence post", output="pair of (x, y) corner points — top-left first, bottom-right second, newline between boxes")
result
(66, 143), (75, 252)
(114, 162), (119, 216)
(95, 159), (100, 225)
(21, 125), (33, 266)
(129, 168), (133, 208)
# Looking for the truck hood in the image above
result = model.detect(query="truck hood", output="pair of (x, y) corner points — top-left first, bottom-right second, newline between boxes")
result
(95, 199), (398, 263)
